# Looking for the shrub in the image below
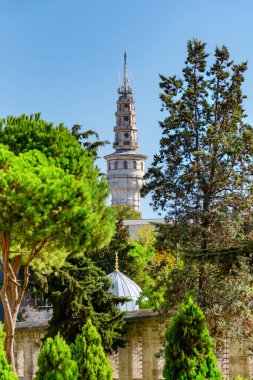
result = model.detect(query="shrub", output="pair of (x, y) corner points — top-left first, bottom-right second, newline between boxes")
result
(163, 297), (222, 379)
(35, 334), (78, 380)
(71, 319), (113, 380)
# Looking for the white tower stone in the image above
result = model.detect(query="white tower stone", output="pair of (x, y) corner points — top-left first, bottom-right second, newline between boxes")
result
(104, 53), (147, 212)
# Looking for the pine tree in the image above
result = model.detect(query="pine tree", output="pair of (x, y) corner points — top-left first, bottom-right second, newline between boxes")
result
(0, 114), (115, 368)
(143, 39), (253, 251)
(71, 319), (113, 380)
(35, 334), (78, 380)
(163, 297), (221, 380)
(0, 323), (18, 380)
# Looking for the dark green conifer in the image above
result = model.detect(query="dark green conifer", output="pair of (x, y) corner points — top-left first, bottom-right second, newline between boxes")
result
(71, 319), (113, 380)
(40, 256), (126, 352)
(163, 298), (221, 380)
(0, 323), (18, 380)
(35, 334), (78, 380)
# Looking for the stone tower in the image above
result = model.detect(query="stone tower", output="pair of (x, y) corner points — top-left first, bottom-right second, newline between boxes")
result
(104, 53), (147, 212)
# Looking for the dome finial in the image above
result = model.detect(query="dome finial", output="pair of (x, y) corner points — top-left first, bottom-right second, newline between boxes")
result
(115, 251), (119, 271)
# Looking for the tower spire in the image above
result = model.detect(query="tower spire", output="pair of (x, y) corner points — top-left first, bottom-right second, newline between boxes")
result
(118, 51), (133, 95)
(124, 51), (127, 87)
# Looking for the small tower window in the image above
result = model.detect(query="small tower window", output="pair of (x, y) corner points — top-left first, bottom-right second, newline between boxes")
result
(124, 132), (129, 138)
(115, 161), (118, 170)
(141, 162), (144, 170)
(108, 162), (111, 170)
(133, 161), (137, 169)
(123, 161), (128, 169)
(124, 116), (129, 121)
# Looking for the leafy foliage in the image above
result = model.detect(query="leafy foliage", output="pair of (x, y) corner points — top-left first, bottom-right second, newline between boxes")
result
(89, 220), (135, 276)
(35, 334), (78, 380)
(163, 297), (221, 380)
(71, 124), (110, 160)
(0, 114), (115, 252)
(0, 324), (18, 380)
(112, 205), (141, 220)
(159, 259), (253, 350)
(71, 319), (113, 380)
(185, 240), (253, 275)
(89, 219), (156, 295)
(38, 256), (126, 352)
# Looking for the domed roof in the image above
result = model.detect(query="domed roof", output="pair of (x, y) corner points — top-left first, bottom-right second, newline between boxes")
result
(107, 270), (142, 312)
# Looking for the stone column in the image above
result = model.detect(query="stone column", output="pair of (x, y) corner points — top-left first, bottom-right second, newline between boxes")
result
(14, 333), (24, 379)
(31, 331), (43, 378)
(23, 332), (34, 380)
(142, 322), (160, 380)
(118, 332), (133, 380)
(229, 341), (251, 379)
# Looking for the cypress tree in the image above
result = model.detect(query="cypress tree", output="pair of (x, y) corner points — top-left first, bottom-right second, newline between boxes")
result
(35, 334), (78, 380)
(0, 323), (18, 379)
(163, 297), (221, 380)
(71, 319), (113, 380)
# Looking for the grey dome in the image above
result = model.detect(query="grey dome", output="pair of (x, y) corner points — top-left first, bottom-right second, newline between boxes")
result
(107, 270), (142, 312)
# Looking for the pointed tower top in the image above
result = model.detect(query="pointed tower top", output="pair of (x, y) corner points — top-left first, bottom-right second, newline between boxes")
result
(115, 252), (119, 271)
(118, 52), (133, 96)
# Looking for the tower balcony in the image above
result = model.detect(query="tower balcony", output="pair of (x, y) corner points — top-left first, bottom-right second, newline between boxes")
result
(113, 141), (139, 150)
(114, 125), (137, 132)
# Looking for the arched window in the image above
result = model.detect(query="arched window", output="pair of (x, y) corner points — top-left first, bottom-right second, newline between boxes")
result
(133, 161), (137, 169)
(124, 161), (128, 169)
(141, 162), (144, 170)
(115, 161), (118, 170)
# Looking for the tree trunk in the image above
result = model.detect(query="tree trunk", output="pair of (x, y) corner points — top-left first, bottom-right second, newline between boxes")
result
(0, 288), (19, 372)
(0, 231), (28, 373)
(4, 325), (16, 370)
(198, 201), (210, 306)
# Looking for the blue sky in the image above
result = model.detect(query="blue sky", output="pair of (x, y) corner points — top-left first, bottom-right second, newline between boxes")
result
(0, 0), (253, 218)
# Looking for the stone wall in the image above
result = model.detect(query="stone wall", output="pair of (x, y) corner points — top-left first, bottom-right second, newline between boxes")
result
(14, 309), (253, 380)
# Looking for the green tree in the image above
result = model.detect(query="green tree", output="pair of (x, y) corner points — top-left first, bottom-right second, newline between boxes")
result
(71, 124), (110, 160)
(159, 260), (253, 349)
(0, 323), (18, 380)
(71, 319), (113, 380)
(35, 334), (78, 380)
(89, 219), (134, 275)
(112, 205), (141, 220)
(163, 297), (221, 380)
(0, 115), (115, 370)
(142, 40), (253, 345)
(38, 256), (126, 352)
(142, 39), (253, 252)
(89, 220), (155, 291)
